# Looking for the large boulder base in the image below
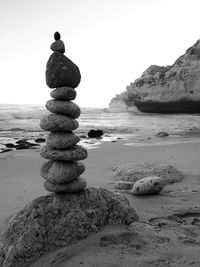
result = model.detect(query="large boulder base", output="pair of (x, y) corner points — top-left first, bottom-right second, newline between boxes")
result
(114, 163), (184, 185)
(0, 188), (138, 267)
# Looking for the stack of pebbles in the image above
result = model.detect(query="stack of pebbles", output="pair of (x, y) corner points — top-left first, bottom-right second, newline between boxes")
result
(40, 32), (87, 193)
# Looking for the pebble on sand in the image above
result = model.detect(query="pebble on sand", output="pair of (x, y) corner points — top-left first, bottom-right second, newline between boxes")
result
(131, 176), (164, 195)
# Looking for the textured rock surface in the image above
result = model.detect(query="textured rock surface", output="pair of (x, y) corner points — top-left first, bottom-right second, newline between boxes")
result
(40, 160), (85, 183)
(45, 99), (81, 118)
(46, 52), (81, 89)
(40, 145), (87, 161)
(44, 177), (87, 193)
(131, 176), (164, 195)
(114, 180), (134, 190)
(0, 188), (138, 267)
(109, 39), (200, 113)
(40, 113), (79, 132)
(114, 163), (184, 185)
(46, 132), (80, 149)
(109, 92), (138, 112)
(50, 86), (77, 100)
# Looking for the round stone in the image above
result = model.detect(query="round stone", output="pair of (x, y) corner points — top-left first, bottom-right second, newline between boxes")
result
(44, 177), (87, 193)
(50, 40), (65, 53)
(54, 32), (61, 40)
(40, 145), (87, 161)
(131, 176), (164, 195)
(46, 132), (80, 149)
(46, 99), (81, 119)
(40, 113), (79, 132)
(50, 87), (77, 100)
(40, 160), (85, 184)
(46, 51), (81, 89)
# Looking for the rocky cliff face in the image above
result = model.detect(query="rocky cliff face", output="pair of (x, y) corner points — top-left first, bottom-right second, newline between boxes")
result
(109, 91), (138, 112)
(109, 40), (200, 113)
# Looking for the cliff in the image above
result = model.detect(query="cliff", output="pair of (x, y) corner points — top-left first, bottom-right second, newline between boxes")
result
(109, 40), (200, 113)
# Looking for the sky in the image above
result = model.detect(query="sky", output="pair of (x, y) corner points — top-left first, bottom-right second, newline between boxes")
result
(1, 0), (200, 108)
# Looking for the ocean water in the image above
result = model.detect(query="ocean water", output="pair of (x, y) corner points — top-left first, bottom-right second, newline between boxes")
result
(0, 104), (199, 148)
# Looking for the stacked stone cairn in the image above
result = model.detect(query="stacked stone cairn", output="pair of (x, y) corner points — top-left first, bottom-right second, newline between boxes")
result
(40, 32), (87, 193)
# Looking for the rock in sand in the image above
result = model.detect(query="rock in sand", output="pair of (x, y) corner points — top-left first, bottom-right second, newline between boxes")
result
(131, 176), (164, 195)
(114, 181), (134, 190)
(114, 163), (184, 185)
(0, 188), (138, 267)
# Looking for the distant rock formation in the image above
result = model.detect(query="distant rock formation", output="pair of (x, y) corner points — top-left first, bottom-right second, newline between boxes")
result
(109, 40), (200, 113)
(109, 91), (138, 112)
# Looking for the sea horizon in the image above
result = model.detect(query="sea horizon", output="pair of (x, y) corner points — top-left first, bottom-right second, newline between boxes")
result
(0, 103), (199, 151)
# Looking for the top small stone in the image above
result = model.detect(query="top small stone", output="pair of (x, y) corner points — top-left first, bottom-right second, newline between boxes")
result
(54, 32), (61, 41)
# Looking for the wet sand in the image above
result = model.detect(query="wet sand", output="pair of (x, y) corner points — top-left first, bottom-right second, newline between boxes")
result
(0, 140), (200, 266)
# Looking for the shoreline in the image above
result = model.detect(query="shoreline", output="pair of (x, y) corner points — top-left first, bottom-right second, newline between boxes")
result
(1, 131), (200, 153)
(0, 140), (199, 222)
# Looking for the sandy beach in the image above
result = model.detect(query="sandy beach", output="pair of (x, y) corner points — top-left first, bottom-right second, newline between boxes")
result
(0, 140), (200, 266)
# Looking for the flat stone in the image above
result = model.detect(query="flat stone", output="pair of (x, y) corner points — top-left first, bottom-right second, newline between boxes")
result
(44, 177), (87, 193)
(40, 113), (79, 132)
(0, 188), (138, 267)
(46, 99), (81, 119)
(46, 51), (81, 88)
(50, 40), (65, 53)
(46, 132), (80, 149)
(50, 87), (77, 100)
(40, 160), (85, 184)
(40, 145), (87, 161)
(114, 163), (184, 185)
(114, 181), (134, 191)
(131, 176), (164, 195)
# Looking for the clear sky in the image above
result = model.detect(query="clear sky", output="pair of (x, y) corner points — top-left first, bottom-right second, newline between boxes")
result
(1, 0), (200, 107)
